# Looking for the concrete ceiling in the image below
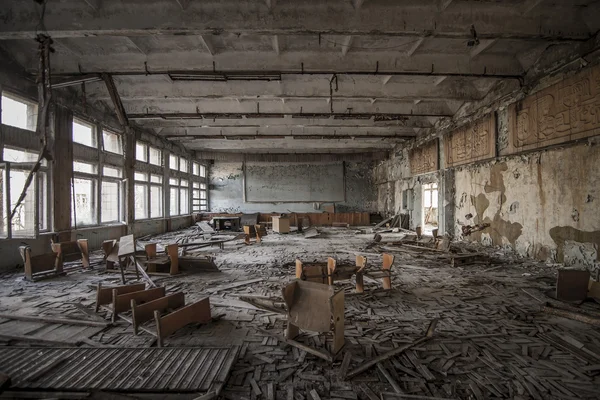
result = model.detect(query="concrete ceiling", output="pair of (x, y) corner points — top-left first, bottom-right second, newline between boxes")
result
(0, 0), (598, 154)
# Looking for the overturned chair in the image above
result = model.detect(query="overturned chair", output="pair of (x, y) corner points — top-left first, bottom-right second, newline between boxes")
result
(282, 279), (345, 355)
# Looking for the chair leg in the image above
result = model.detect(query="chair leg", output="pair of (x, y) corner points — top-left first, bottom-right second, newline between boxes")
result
(355, 273), (364, 293)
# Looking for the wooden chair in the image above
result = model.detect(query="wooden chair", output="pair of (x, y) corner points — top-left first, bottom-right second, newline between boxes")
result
(364, 253), (395, 290)
(51, 239), (89, 270)
(282, 280), (345, 355)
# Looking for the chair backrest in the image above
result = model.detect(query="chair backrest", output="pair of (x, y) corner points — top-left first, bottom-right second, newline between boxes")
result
(282, 280), (336, 333)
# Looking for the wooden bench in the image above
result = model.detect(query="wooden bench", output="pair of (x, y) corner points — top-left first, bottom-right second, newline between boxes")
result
(154, 297), (212, 347)
(51, 239), (89, 269)
(19, 246), (59, 282)
(131, 292), (185, 335)
(95, 283), (146, 312)
(110, 286), (166, 323)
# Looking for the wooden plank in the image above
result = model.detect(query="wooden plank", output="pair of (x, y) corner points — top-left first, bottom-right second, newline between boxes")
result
(131, 292), (185, 335)
(331, 290), (345, 355)
(257, 328), (333, 363)
(0, 313), (107, 328)
(95, 283), (145, 311)
(154, 297), (212, 347)
(111, 286), (166, 322)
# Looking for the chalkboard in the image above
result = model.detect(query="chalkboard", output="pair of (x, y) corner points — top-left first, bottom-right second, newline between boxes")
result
(244, 162), (345, 202)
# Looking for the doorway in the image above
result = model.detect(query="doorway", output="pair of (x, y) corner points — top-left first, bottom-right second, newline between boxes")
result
(422, 183), (438, 234)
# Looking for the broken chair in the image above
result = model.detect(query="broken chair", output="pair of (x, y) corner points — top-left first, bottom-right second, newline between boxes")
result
(282, 279), (345, 355)
(19, 246), (60, 281)
(51, 239), (90, 270)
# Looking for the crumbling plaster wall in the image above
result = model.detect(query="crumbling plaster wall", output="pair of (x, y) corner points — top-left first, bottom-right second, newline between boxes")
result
(454, 140), (600, 271)
(209, 161), (377, 213)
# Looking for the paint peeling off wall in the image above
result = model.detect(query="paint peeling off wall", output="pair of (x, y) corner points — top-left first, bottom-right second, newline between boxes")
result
(209, 161), (377, 214)
(454, 142), (600, 272)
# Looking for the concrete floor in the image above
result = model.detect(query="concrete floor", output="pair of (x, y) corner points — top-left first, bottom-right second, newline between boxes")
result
(0, 228), (599, 399)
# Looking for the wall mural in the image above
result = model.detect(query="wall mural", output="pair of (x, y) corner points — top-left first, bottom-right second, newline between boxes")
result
(409, 139), (438, 175)
(504, 64), (600, 155)
(445, 114), (496, 167)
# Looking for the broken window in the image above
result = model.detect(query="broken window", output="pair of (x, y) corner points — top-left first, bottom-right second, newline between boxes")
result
(102, 129), (122, 154)
(136, 141), (148, 162)
(1, 92), (37, 131)
(71, 177), (97, 227)
(73, 118), (97, 148)
(149, 146), (161, 166)
(422, 183), (439, 228)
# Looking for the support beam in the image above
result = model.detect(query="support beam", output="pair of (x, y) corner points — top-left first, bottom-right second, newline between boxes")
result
(52, 107), (73, 240)
(101, 74), (129, 128)
(434, 76), (447, 86)
(198, 35), (215, 56)
(129, 112), (453, 119)
(175, 0), (191, 10)
(522, 0), (544, 16)
(439, 0), (453, 11)
(470, 39), (497, 58)
(406, 38), (425, 57)
(272, 35), (280, 55)
(82, 0), (100, 12)
(341, 36), (353, 57)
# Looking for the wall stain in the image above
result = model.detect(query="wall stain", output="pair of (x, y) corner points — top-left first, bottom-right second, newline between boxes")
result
(549, 226), (600, 262)
(469, 162), (523, 246)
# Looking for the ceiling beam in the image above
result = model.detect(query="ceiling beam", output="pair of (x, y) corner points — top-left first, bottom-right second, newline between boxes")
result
(102, 74), (129, 128)
(197, 35), (215, 56)
(522, 0), (544, 16)
(272, 35), (280, 55)
(438, 0), (453, 11)
(470, 39), (497, 58)
(174, 0), (191, 10)
(341, 36), (353, 57)
(406, 38), (425, 57)
(129, 112), (452, 120)
(0, 3), (589, 41)
(82, 0), (100, 12)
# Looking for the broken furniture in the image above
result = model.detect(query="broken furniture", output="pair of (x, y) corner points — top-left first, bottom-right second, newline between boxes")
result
(212, 216), (241, 232)
(116, 234), (156, 287)
(19, 246), (59, 282)
(244, 224), (264, 245)
(272, 215), (290, 233)
(296, 254), (395, 293)
(145, 243), (179, 274)
(95, 282), (146, 313)
(102, 239), (119, 269)
(51, 239), (89, 269)
(282, 279), (345, 355)
(154, 297), (212, 347)
(131, 292), (185, 334)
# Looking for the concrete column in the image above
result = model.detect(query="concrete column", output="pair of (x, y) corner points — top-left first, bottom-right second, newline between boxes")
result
(124, 128), (135, 233)
(51, 106), (73, 240)
(441, 169), (456, 238)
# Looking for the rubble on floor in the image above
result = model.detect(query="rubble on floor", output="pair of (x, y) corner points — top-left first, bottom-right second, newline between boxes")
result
(0, 227), (598, 399)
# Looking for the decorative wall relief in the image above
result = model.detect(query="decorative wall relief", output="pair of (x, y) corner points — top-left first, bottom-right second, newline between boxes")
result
(445, 114), (496, 167)
(409, 139), (439, 175)
(504, 64), (600, 155)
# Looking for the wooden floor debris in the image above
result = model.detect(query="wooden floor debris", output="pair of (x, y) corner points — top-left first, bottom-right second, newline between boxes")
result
(0, 226), (599, 399)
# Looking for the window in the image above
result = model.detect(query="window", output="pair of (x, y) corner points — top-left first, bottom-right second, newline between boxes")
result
(134, 184), (149, 220)
(73, 118), (96, 148)
(103, 165), (122, 178)
(179, 157), (188, 173)
(101, 181), (121, 223)
(192, 162), (199, 176)
(101, 165), (122, 223)
(134, 172), (163, 219)
(1, 92), (37, 131)
(192, 182), (208, 212)
(72, 177), (97, 226)
(200, 164), (206, 178)
(169, 154), (178, 171)
(170, 186), (179, 216)
(102, 129), (122, 154)
(73, 161), (97, 174)
(0, 147), (49, 237)
(136, 141), (148, 162)
(149, 146), (161, 166)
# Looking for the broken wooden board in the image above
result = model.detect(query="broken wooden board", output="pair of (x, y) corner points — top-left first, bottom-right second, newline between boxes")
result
(131, 292), (185, 335)
(111, 286), (166, 322)
(154, 297), (212, 347)
(95, 283), (145, 312)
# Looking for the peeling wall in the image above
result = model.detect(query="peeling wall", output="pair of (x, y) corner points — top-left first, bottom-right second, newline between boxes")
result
(209, 161), (377, 213)
(454, 141), (600, 271)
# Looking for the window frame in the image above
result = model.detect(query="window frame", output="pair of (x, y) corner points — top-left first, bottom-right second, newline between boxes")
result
(72, 117), (98, 148)
(1, 91), (38, 131)
(101, 165), (123, 224)
(102, 128), (123, 155)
